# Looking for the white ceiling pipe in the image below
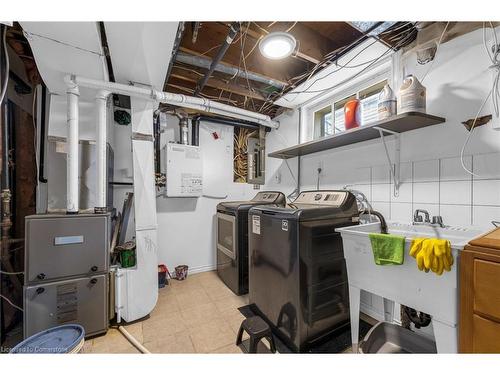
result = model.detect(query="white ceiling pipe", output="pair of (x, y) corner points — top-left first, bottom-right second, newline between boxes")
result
(95, 90), (110, 212)
(66, 74), (280, 129)
(65, 80), (80, 214)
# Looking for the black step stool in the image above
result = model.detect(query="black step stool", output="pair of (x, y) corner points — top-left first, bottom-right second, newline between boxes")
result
(236, 316), (277, 354)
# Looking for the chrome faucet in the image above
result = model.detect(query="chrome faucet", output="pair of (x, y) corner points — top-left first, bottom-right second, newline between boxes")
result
(413, 209), (445, 227)
(413, 209), (430, 224)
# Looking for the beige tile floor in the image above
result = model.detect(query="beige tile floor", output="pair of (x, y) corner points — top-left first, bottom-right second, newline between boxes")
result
(83, 271), (248, 354)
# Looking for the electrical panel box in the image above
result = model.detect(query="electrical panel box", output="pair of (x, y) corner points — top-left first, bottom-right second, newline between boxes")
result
(164, 143), (203, 197)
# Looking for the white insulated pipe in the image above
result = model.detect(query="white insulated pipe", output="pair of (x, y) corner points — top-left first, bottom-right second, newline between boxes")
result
(66, 74), (280, 129)
(66, 80), (80, 213)
(95, 90), (110, 211)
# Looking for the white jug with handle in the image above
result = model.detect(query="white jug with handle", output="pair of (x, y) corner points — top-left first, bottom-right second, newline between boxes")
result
(397, 75), (426, 114)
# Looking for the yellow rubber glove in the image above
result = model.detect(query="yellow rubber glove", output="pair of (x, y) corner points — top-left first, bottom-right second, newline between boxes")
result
(422, 239), (435, 270)
(409, 238), (425, 257)
(434, 239), (452, 274)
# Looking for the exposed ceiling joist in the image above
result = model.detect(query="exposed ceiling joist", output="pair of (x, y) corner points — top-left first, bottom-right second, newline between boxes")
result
(178, 46), (288, 88)
(170, 66), (266, 100)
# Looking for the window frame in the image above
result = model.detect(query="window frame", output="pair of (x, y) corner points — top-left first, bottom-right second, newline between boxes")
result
(305, 67), (391, 142)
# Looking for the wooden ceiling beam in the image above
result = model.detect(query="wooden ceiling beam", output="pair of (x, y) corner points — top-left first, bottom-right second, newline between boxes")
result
(237, 23), (321, 65)
(246, 22), (342, 64)
(179, 23), (308, 82)
(170, 66), (266, 101)
(167, 76), (268, 110)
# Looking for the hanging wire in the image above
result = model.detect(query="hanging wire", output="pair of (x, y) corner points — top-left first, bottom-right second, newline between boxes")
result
(0, 25), (10, 106)
(420, 22), (450, 83)
(0, 294), (23, 311)
(259, 24), (418, 113)
(460, 22), (500, 177)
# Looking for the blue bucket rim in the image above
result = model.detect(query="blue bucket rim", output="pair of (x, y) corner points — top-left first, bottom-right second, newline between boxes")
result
(10, 324), (85, 354)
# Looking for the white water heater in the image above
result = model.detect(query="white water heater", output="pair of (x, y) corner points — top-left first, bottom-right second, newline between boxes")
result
(164, 143), (203, 197)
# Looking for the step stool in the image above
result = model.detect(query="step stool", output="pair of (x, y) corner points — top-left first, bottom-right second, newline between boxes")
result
(236, 316), (277, 354)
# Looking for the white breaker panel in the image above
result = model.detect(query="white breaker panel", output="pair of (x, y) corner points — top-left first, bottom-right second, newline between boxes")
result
(164, 143), (203, 197)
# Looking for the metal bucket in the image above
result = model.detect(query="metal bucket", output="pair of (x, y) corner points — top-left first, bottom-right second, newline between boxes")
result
(359, 322), (436, 354)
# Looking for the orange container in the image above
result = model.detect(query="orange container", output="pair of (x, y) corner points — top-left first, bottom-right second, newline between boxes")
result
(344, 99), (361, 130)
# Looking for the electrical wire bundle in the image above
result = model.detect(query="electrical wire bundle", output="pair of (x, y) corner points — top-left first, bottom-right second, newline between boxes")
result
(233, 127), (256, 182)
(260, 22), (419, 112)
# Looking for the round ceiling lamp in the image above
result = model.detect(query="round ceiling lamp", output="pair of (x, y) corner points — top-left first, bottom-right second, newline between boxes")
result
(258, 32), (297, 60)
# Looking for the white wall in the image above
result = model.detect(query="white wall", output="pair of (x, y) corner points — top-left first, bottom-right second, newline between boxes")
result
(263, 109), (300, 195)
(265, 27), (500, 328)
(298, 27), (500, 230)
(156, 115), (257, 273)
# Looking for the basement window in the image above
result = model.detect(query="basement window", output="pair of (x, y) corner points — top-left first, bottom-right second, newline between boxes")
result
(312, 79), (388, 139)
(313, 106), (334, 138)
(359, 80), (387, 126)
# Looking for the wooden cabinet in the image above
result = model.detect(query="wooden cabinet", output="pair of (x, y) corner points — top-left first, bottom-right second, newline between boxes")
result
(460, 228), (500, 353)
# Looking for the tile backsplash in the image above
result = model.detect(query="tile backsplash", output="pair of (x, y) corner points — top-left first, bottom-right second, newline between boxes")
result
(320, 152), (500, 229)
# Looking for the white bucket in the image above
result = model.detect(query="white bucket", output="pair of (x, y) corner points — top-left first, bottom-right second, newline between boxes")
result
(397, 75), (426, 114)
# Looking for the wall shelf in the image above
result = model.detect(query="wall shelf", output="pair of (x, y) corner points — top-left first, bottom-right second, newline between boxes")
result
(268, 112), (446, 159)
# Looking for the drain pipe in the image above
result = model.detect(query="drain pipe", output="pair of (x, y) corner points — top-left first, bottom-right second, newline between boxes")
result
(194, 22), (240, 96)
(65, 77), (80, 214)
(191, 114), (263, 146)
(95, 90), (110, 213)
(116, 326), (151, 354)
(67, 75), (279, 129)
(191, 116), (200, 147)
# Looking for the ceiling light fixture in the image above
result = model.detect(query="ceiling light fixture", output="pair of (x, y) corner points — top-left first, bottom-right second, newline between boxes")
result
(259, 32), (297, 60)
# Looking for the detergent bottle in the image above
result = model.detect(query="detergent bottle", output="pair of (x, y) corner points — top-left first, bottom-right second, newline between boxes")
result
(378, 84), (397, 120)
(397, 75), (426, 114)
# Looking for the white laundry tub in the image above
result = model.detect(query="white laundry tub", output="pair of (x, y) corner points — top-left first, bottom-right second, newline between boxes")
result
(337, 222), (484, 353)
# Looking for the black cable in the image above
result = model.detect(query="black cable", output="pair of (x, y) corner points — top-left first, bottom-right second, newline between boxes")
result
(279, 29), (416, 101)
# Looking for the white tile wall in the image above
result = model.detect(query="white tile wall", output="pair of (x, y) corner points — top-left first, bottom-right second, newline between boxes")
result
(440, 181), (471, 205)
(372, 183), (391, 202)
(473, 153), (500, 179)
(413, 159), (439, 182)
(440, 156), (472, 181)
(414, 182), (439, 204)
(473, 206), (500, 228)
(391, 202), (413, 222)
(473, 179), (500, 206)
(440, 205), (472, 226)
(334, 152), (500, 229)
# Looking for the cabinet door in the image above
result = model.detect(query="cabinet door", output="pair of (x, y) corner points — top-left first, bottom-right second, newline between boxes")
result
(473, 259), (500, 320)
(472, 314), (500, 353)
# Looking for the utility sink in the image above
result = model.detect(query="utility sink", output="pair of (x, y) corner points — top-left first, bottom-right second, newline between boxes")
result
(336, 221), (486, 353)
(343, 221), (484, 250)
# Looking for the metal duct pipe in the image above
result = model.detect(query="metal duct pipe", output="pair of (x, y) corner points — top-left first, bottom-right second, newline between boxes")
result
(95, 90), (109, 213)
(153, 113), (161, 174)
(173, 111), (190, 145)
(194, 22), (240, 96)
(65, 79), (80, 214)
(67, 74), (279, 129)
(176, 51), (287, 90)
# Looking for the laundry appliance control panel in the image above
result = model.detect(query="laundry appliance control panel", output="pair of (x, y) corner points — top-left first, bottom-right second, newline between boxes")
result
(294, 191), (348, 207)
